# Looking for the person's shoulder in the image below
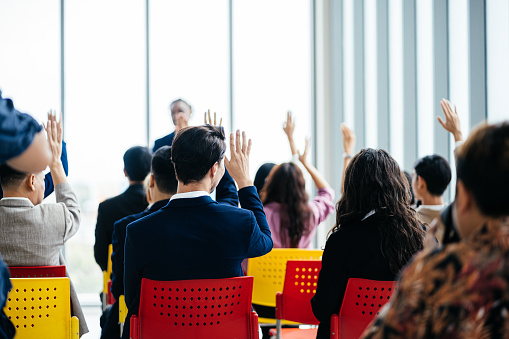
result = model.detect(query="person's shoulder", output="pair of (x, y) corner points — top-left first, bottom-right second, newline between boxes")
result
(115, 210), (147, 229)
(127, 208), (165, 232)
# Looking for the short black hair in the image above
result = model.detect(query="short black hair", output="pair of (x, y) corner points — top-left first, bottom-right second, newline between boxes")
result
(123, 146), (152, 182)
(171, 126), (226, 185)
(456, 122), (509, 217)
(151, 146), (178, 195)
(413, 154), (451, 196)
(0, 164), (27, 190)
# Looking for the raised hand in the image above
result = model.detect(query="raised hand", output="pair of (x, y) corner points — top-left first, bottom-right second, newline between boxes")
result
(45, 110), (63, 165)
(298, 137), (310, 165)
(341, 123), (356, 155)
(204, 109), (222, 127)
(438, 99), (463, 142)
(282, 111), (295, 139)
(224, 130), (253, 189)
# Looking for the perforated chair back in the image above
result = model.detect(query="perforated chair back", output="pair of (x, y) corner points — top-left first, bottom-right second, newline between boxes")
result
(9, 266), (66, 278)
(131, 276), (258, 339)
(4, 277), (79, 339)
(332, 278), (395, 339)
(276, 260), (321, 325)
(247, 249), (323, 307)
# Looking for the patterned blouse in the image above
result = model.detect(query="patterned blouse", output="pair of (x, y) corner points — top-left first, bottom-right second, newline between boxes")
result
(362, 217), (509, 338)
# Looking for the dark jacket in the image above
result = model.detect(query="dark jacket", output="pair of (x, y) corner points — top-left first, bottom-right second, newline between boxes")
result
(121, 185), (273, 339)
(94, 184), (147, 271)
(152, 132), (175, 153)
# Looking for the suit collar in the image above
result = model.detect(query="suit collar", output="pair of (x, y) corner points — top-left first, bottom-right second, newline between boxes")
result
(163, 196), (216, 209)
(149, 199), (170, 212)
(0, 198), (34, 207)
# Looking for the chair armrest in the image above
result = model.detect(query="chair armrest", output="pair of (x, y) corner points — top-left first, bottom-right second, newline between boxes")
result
(330, 314), (339, 339)
(119, 295), (128, 324)
(130, 314), (139, 339)
(250, 311), (259, 339)
(71, 316), (79, 339)
(275, 292), (283, 320)
(107, 280), (116, 304)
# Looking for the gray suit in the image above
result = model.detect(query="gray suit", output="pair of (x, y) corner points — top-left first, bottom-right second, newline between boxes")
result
(0, 182), (89, 336)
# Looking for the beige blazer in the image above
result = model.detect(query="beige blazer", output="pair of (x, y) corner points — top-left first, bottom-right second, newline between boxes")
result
(0, 182), (88, 336)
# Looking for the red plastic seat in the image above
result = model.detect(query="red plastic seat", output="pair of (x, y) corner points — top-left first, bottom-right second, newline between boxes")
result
(330, 278), (396, 339)
(8, 265), (66, 278)
(130, 276), (258, 339)
(274, 260), (321, 339)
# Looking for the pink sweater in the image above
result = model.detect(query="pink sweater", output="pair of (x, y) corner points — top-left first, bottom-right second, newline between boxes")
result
(263, 187), (335, 248)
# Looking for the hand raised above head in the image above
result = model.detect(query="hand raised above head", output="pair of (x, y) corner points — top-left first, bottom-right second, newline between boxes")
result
(282, 110), (295, 139)
(298, 137), (310, 165)
(204, 109), (223, 127)
(44, 110), (63, 164)
(340, 123), (355, 155)
(224, 130), (253, 189)
(438, 99), (463, 142)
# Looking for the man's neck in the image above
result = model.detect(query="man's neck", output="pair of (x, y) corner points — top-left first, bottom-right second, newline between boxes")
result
(128, 180), (144, 186)
(151, 190), (174, 203)
(177, 181), (211, 194)
(420, 194), (444, 206)
(1, 189), (27, 199)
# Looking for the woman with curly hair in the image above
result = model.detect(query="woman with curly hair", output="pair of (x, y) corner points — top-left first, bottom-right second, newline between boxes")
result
(311, 148), (425, 339)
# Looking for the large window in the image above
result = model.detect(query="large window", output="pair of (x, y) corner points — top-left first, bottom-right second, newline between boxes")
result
(232, 0), (313, 177)
(149, 0), (230, 146)
(64, 0), (147, 294)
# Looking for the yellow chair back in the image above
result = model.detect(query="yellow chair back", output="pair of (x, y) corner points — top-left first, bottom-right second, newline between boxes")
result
(247, 249), (323, 307)
(4, 277), (79, 339)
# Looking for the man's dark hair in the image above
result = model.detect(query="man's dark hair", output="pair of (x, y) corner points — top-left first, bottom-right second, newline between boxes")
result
(151, 146), (178, 195)
(171, 126), (226, 185)
(456, 122), (509, 217)
(0, 164), (27, 190)
(413, 155), (451, 196)
(123, 146), (152, 182)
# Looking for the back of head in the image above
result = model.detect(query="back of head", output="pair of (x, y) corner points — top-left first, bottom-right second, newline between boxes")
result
(254, 163), (276, 194)
(334, 148), (424, 273)
(456, 122), (509, 218)
(261, 162), (311, 248)
(151, 146), (178, 195)
(0, 164), (27, 191)
(171, 126), (226, 184)
(123, 146), (152, 182)
(413, 154), (452, 196)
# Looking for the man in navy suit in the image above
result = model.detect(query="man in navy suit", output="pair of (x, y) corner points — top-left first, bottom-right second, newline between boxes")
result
(152, 99), (192, 152)
(122, 126), (273, 339)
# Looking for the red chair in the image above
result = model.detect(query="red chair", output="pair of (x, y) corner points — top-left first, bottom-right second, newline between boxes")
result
(8, 265), (66, 278)
(330, 278), (396, 339)
(275, 260), (321, 339)
(130, 276), (258, 339)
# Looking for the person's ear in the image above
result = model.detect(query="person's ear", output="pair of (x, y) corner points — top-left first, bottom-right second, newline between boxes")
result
(210, 162), (219, 179)
(26, 174), (36, 191)
(124, 169), (128, 178)
(149, 174), (155, 188)
(416, 176), (426, 190)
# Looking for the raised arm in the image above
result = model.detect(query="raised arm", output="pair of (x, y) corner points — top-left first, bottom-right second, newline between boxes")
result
(340, 123), (356, 195)
(44, 140), (69, 198)
(438, 99), (463, 142)
(283, 111), (298, 156)
(298, 138), (330, 190)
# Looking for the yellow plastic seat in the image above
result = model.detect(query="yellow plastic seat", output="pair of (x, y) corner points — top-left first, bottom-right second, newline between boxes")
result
(247, 249), (323, 324)
(102, 244), (113, 310)
(4, 277), (79, 339)
(119, 294), (128, 336)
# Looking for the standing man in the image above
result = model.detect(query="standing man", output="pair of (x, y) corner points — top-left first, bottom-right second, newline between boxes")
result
(152, 99), (192, 152)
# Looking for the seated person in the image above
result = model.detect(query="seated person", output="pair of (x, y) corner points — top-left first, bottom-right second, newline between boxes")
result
(94, 146), (152, 272)
(311, 148), (425, 339)
(0, 113), (88, 337)
(362, 122), (509, 338)
(153, 98), (192, 152)
(122, 127), (273, 338)
(412, 154), (451, 231)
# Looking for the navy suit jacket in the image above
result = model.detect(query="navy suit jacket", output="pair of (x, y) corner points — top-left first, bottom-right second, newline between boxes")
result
(121, 185), (272, 339)
(152, 132), (175, 153)
(94, 184), (148, 271)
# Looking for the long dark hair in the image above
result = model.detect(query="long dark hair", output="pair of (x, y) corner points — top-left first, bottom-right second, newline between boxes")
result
(261, 163), (312, 248)
(330, 149), (424, 273)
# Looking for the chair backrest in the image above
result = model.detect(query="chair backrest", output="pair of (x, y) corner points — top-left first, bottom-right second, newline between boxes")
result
(247, 249), (323, 307)
(277, 260), (321, 324)
(8, 266), (66, 278)
(137, 276), (257, 339)
(4, 277), (72, 339)
(338, 278), (396, 339)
